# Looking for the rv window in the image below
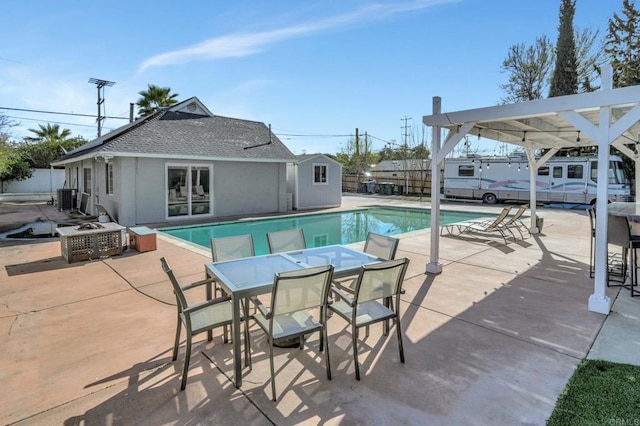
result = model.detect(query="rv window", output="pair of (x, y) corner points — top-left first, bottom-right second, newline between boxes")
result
(567, 164), (583, 179)
(591, 162), (597, 182)
(553, 166), (563, 178)
(458, 165), (475, 177)
(538, 167), (549, 176)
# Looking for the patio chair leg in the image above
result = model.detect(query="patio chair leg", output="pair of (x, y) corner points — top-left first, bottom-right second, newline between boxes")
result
(324, 327), (332, 380)
(181, 332), (192, 391)
(396, 316), (405, 364)
(353, 325), (361, 381)
(172, 318), (181, 361)
(319, 307), (324, 352)
(269, 342), (277, 401)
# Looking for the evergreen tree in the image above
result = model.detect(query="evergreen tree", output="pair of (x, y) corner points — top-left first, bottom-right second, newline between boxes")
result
(605, 0), (640, 87)
(549, 0), (579, 97)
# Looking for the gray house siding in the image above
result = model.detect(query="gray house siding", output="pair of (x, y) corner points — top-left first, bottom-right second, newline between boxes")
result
(295, 155), (342, 210)
(62, 157), (290, 226)
(212, 161), (285, 217)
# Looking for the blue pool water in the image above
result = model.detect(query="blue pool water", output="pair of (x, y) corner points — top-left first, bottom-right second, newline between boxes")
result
(161, 206), (484, 256)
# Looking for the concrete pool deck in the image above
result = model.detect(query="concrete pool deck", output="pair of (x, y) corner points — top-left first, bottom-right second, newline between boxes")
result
(1, 195), (638, 425)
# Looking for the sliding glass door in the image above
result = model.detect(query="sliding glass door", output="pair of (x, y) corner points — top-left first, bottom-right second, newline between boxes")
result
(167, 164), (212, 218)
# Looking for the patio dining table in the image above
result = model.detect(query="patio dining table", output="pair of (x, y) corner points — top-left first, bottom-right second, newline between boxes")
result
(205, 244), (384, 388)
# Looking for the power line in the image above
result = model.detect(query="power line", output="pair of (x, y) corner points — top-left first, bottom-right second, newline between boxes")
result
(5, 115), (114, 131)
(0, 106), (128, 120)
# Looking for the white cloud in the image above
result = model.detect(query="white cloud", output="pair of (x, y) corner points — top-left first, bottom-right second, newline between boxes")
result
(138, 0), (456, 72)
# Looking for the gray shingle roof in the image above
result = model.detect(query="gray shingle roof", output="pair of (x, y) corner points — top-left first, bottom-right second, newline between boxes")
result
(59, 97), (296, 162)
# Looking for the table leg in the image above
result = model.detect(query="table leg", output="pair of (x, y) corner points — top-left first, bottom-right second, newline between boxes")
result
(232, 295), (243, 387)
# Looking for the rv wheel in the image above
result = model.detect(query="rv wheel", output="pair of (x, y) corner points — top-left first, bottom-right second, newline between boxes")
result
(482, 193), (498, 204)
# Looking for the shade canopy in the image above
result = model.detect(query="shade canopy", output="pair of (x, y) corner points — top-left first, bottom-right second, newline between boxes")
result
(422, 68), (640, 315)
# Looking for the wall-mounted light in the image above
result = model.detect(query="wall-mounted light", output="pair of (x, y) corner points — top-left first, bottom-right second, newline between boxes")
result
(576, 131), (581, 143)
(522, 131), (526, 142)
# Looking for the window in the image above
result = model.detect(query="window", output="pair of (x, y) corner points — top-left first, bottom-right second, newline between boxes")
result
(591, 161), (597, 182)
(537, 167), (549, 176)
(105, 163), (114, 195)
(313, 164), (328, 184)
(553, 166), (563, 178)
(83, 168), (92, 195)
(458, 165), (475, 176)
(567, 164), (583, 179)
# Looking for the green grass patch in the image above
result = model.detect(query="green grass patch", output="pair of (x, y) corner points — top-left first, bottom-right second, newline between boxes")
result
(548, 359), (640, 425)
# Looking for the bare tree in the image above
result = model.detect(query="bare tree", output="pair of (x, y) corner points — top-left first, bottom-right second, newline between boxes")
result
(0, 113), (17, 144)
(575, 27), (606, 92)
(500, 36), (555, 103)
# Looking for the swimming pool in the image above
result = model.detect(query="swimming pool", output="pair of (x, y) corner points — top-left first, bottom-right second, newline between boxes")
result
(161, 206), (483, 256)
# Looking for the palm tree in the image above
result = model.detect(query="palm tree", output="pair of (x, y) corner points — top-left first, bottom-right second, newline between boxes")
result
(136, 84), (179, 117)
(27, 123), (72, 142)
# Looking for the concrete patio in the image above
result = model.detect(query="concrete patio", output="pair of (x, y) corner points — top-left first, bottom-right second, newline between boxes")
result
(1, 196), (638, 425)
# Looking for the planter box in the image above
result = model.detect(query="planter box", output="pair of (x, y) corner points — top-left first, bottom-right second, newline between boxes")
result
(129, 226), (157, 253)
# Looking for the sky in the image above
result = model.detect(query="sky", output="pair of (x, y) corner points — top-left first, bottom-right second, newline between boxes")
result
(0, 0), (627, 156)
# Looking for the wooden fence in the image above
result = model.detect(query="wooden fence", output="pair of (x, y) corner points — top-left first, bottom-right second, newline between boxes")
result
(342, 169), (441, 196)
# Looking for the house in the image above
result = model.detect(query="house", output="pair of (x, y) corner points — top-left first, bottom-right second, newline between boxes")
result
(52, 97), (298, 226)
(287, 154), (342, 210)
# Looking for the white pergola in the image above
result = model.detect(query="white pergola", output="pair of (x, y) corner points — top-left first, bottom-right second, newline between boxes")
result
(422, 68), (640, 314)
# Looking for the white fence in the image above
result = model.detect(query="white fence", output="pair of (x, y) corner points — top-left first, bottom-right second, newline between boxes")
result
(1, 168), (65, 194)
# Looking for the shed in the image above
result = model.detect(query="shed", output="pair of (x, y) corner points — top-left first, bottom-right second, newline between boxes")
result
(287, 154), (342, 210)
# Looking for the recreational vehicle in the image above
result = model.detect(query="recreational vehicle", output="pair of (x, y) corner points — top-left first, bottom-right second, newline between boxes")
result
(443, 155), (631, 204)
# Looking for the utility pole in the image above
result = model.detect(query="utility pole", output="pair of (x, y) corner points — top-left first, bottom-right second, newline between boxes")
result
(401, 116), (412, 194)
(89, 78), (115, 137)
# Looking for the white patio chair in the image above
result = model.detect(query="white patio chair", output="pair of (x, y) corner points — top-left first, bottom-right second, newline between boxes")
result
(266, 228), (306, 253)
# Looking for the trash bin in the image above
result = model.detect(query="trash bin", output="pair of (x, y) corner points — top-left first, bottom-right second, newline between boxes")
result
(364, 180), (376, 194)
(377, 182), (388, 195)
(396, 185), (404, 195)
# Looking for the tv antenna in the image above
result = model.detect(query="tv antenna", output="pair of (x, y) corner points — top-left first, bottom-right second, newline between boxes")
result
(88, 78), (115, 137)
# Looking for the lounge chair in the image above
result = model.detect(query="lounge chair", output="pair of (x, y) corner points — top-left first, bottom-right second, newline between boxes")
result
(500, 204), (530, 239)
(441, 206), (513, 244)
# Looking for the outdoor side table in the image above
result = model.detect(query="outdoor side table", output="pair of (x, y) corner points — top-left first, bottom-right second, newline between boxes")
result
(128, 226), (157, 253)
(56, 222), (126, 263)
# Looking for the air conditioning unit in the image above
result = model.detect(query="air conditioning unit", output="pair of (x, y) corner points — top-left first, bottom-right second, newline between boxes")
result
(57, 189), (76, 211)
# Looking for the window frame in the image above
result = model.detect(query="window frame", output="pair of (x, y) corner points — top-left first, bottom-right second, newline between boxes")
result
(165, 163), (213, 220)
(105, 163), (114, 195)
(567, 164), (583, 179)
(458, 165), (475, 177)
(313, 163), (328, 185)
(83, 167), (92, 195)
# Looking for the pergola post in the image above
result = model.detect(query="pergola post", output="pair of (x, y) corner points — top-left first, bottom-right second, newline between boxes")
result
(590, 116), (612, 314)
(427, 96), (443, 274)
